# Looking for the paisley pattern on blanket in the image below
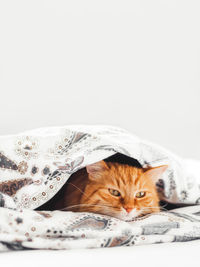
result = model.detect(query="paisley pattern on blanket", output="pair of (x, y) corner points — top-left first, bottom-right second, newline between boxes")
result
(0, 178), (33, 196)
(0, 204), (200, 250)
(0, 125), (200, 251)
(66, 215), (110, 231)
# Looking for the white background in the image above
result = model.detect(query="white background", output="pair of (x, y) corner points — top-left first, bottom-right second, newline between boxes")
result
(0, 1), (200, 265)
(0, 0), (200, 160)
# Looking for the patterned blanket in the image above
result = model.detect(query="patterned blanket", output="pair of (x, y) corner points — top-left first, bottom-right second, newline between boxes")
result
(0, 125), (200, 251)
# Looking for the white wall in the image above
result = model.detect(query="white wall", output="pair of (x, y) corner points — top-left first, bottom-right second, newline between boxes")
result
(0, 0), (200, 159)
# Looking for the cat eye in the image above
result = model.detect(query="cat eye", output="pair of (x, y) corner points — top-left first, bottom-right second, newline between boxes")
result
(108, 188), (121, 197)
(135, 191), (146, 198)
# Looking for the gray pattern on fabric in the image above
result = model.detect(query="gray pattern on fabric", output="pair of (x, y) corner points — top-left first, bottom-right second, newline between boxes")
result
(0, 125), (200, 251)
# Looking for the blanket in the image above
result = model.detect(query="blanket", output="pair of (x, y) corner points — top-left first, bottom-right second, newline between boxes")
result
(0, 124), (200, 251)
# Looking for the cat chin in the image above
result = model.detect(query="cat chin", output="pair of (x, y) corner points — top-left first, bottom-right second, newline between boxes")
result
(115, 209), (144, 221)
(117, 208), (141, 221)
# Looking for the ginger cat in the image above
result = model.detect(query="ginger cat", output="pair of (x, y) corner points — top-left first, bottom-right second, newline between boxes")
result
(48, 160), (168, 221)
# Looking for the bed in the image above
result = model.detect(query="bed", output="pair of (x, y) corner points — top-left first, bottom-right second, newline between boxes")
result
(0, 125), (200, 254)
(2, 239), (200, 267)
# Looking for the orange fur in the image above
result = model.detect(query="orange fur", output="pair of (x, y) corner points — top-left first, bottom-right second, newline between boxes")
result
(53, 161), (168, 221)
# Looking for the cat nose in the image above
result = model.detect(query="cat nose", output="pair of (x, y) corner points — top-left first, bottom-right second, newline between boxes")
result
(124, 207), (133, 213)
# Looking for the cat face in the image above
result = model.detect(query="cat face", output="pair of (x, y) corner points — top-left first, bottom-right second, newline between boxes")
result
(79, 161), (168, 221)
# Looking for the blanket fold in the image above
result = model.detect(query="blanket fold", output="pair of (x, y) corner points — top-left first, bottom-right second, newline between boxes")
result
(0, 125), (200, 251)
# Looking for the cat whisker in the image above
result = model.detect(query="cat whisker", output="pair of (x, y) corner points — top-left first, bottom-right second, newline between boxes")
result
(140, 206), (168, 214)
(66, 182), (90, 198)
(139, 202), (169, 212)
(149, 206), (168, 212)
(159, 202), (168, 209)
(60, 203), (114, 211)
(57, 163), (166, 220)
(141, 206), (160, 210)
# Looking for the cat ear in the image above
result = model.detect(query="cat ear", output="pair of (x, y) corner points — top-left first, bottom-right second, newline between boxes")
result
(86, 160), (108, 178)
(143, 165), (168, 183)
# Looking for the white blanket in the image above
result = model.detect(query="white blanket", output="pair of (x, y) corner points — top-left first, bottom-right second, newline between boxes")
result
(0, 125), (200, 251)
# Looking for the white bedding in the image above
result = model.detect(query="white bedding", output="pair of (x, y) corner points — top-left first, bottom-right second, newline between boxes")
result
(2, 240), (200, 267)
(1, 125), (200, 251)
